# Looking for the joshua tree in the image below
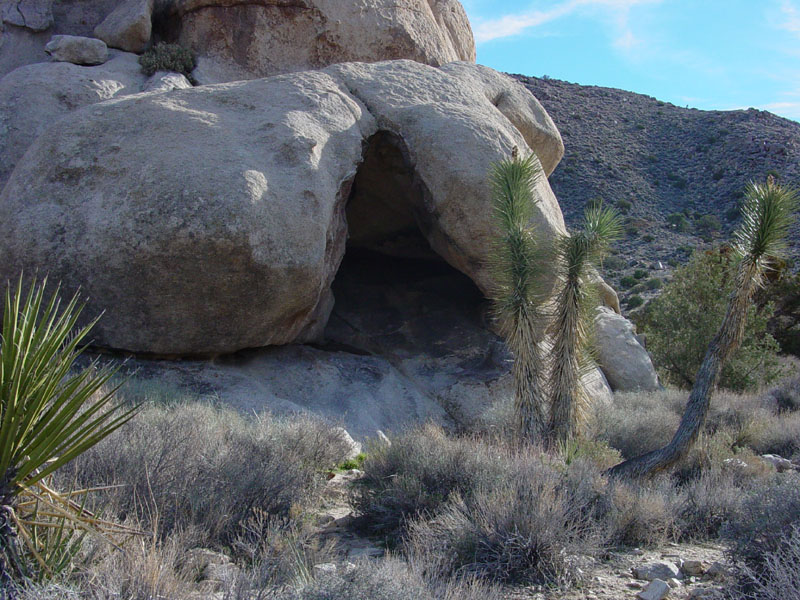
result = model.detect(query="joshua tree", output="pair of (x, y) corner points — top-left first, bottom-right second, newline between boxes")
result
(608, 178), (797, 478)
(488, 152), (551, 440)
(548, 206), (621, 444)
(0, 278), (138, 592)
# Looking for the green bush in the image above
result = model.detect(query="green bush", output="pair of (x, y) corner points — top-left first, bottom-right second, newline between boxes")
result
(695, 213), (722, 234)
(633, 269), (647, 280)
(645, 277), (662, 290)
(616, 199), (633, 214)
(603, 255), (626, 271)
(667, 212), (690, 232)
(139, 43), (196, 78)
(620, 276), (637, 289)
(626, 295), (644, 309)
(639, 247), (785, 391)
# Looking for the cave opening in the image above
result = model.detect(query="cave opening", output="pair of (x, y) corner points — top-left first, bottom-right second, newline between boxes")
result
(323, 131), (498, 364)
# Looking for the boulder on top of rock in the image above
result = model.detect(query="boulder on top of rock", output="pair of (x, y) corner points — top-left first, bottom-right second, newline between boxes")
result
(0, 51), (147, 189)
(0, 60), (564, 355)
(94, 0), (153, 53)
(151, 0), (475, 83)
(45, 34), (108, 65)
(595, 306), (660, 391)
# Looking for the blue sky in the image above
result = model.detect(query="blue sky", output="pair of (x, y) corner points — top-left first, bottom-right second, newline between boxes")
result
(460, 0), (800, 122)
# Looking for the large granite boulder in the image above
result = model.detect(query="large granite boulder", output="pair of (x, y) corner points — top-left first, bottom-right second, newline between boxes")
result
(0, 51), (147, 188)
(152, 0), (476, 83)
(0, 60), (564, 355)
(595, 307), (660, 391)
(94, 0), (153, 53)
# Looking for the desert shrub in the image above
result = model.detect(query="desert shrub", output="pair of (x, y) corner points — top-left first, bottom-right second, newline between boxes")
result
(603, 255), (626, 271)
(766, 374), (800, 412)
(723, 473), (800, 570)
(695, 213), (722, 234)
(667, 212), (690, 232)
(405, 460), (602, 586)
(633, 268), (647, 279)
(735, 525), (800, 600)
(234, 513), (338, 589)
(626, 295), (644, 309)
(352, 425), (512, 538)
(639, 247), (784, 391)
(268, 557), (501, 600)
(678, 469), (750, 539)
(645, 277), (662, 290)
(599, 478), (681, 547)
(620, 275), (637, 289)
(139, 43), (196, 78)
(616, 199), (633, 214)
(591, 389), (684, 459)
(61, 400), (351, 546)
(748, 411), (800, 458)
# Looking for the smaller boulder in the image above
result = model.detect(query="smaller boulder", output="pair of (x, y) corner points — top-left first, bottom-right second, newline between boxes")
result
(681, 560), (708, 576)
(142, 70), (192, 93)
(94, 0), (154, 53)
(760, 454), (796, 472)
(595, 307), (660, 391)
(638, 579), (671, 600)
(633, 561), (681, 581)
(333, 427), (362, 461)
(45, 35), (108, 65)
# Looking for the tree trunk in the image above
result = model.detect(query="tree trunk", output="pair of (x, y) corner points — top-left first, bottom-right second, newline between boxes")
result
(607, 263), (758, 478)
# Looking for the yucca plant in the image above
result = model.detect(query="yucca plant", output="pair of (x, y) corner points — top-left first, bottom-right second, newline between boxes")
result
(609, 177), (797, 478)
(0, 278), (139, 592)
(548, 206), (622, 444)
(488, 151), (551, 440)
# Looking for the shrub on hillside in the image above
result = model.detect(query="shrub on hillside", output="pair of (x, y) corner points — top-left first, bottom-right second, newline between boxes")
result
(139, 43), (196, 78)
(405, 460), (603, 586)
(61, 400), (351, 546)
(735, 525), (800, 600)
(723, 473), (800, 570)
(352, 425), (512, 538)
(269, 557), (501, 600)
(639, 247), (784, 391)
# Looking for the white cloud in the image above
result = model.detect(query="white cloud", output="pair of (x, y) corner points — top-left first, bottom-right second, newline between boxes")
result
(759, 100), (800, 120)
(779, 0), (800, 35)
(472, 0), (660, 48)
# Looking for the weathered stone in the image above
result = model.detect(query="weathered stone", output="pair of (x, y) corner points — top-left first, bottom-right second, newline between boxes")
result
(761, 454), (796, 472)
(333, 427), (362, 461)
(633, 561), (681, 582)
(142, 70), (192, 93)
(0, 51), (147, 188)
(0, 60), (564, 355)
(45, 34), (108, 65)
(681, 560), (708, 576)
(151, 0), (475, 83)
(94, 0), (153, 53)
(0, 23), (49, 79)
(1, 0), (52, 31)
(595, 307), (660, 391)
(637, 579), (670, 600)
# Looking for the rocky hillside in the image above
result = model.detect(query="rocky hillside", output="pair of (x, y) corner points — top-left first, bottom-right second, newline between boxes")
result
(514, 75), (800, 306)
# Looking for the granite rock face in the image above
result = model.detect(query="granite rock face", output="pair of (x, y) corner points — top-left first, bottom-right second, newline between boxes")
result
(153, 0), (476, 83)
(0, 60), (564, 355)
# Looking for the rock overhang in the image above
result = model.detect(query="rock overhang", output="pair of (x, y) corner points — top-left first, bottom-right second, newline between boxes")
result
(0, 59), (566, 355)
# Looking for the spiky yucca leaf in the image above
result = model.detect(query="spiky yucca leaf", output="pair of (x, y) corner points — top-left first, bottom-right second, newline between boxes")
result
(734, 179), (797, 276)
(548, 207), (621, 443)
(488, 154), (551, 440)
(0, 277), (139, 586)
